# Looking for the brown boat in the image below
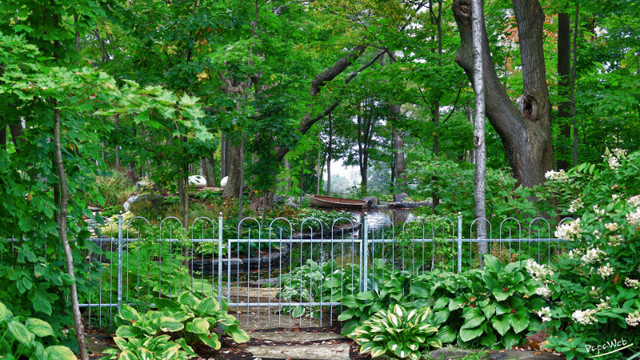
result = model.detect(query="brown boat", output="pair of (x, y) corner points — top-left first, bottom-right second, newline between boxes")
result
(309, 195), (367, 209)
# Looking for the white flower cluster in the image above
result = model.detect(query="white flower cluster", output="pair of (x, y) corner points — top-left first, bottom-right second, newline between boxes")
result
(625, 278), (639, 289)
(581, 248), (605, 264)
(627, 208), (640, 227)
(628, 195), (640, 208)
(593, 205), (606, 216)
(626, 310), (640, 327)
(537, 307), (551, 322)
(568, 249), (582, 259)
(597, 264), (615, 278)
(608, 235), (623, 246)
(596, 297), (611, 311)
(603, 148), (626, 170)
(569, 198), (584, 213)
(526, 260), (554, 282)
(555, 219), (582, 241)
(605, 222), (618, 232)
(589, 286), (601, 297)
(535, 285), (552, 299)
(545, 169), (569, 181)
(612, 148), (628, 158)
(572, 309), (597, 325)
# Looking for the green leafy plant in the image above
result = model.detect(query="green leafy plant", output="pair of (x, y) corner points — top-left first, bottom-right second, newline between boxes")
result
(0, 301), (76, 360)
(350, 304), (441, 360)
(278, 259), (359, 318)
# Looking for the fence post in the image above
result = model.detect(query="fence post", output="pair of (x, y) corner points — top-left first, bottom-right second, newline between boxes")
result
(117, 212), (123, 314)
(218, 213), (223, 307)
(362, 212), (369, 292)
(457, 212), (462, 273)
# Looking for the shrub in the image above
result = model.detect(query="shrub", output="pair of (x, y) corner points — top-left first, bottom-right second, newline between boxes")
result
(527, 149), (640, 359)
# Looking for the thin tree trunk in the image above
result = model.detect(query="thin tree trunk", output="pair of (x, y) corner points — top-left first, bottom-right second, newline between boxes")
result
(115, 114), (120, 170)
(570, 3), (579, 167)
(326, 114), (332, 196)
(53, 105), (89, 360)
(471, 0), (487, 252)
(284, 158), (291, 194)
(557, 12), (571, 170)
(210, 153), (217, 186)
(237, 134), (245, 220)
(430, 0), (443, 210)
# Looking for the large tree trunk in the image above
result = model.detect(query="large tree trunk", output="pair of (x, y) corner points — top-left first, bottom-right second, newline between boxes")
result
(223, 142), (243, 199)
(453, 0), (554, 187)
(557, 12), (571, 170)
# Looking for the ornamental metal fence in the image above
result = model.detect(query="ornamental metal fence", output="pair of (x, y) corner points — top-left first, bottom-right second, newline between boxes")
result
(1, 213), (571, 329)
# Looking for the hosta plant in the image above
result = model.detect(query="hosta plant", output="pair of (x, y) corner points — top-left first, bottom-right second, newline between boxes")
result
(349, 304), (441, 360)
(102, 292), (249, 360)
(0, 301), (76, 360)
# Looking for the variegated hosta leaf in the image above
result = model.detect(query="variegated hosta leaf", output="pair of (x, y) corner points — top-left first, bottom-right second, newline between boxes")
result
(370, 346), (387, 358)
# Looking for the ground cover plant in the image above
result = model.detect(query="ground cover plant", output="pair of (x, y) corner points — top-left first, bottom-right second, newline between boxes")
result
(101, 292), (248, 360)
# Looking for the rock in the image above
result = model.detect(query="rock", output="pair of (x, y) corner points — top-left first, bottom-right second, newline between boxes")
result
(526, 331), (549, 350)
(248, 331), (343, 342)
(285, 202), (298, 209)
(123, 194), (164, 212)
(220, 176), (229, 188)
(489, 350), (562, 360)
(188, 175), (207, 188)
(363, 196), (379, 207)
(246, 344), (351, 360)
(429, 347), (489, 360)
(273, 195), (287, 205)
(393, 192), (408, 202)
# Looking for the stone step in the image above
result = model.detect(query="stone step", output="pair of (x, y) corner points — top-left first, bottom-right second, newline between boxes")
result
(248, 330), (344, 342)
(245, 344), (351, 360)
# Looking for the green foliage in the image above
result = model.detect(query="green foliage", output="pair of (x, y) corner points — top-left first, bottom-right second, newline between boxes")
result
(350, 304), (441, 360)
(278, 259), (359, 319)
(339, 256), (544, 350)
(527, 150), (640, 360)
(102, 292), (248, 360)
(0, 302), (76, 360)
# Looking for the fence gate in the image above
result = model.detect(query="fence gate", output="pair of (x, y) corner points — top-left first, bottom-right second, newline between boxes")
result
(224, 216), (362, 329)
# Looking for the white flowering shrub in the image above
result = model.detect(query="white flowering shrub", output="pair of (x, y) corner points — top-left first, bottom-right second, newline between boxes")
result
(530, 150), (640, 360)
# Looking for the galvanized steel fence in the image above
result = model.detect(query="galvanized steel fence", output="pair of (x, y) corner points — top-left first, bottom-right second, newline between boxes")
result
(2, 213), (570, 329)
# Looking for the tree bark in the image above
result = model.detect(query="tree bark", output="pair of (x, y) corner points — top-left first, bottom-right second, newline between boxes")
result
(471, 0), (487, 251)
(557, 12), (571, 170)
(223, 141), (242, 199)
(53, 105), (89, 360)
(388, 53), (406, 201)
(570, 3), (579, 167)
(326, 114), (332, 196)
(452, 0), (554, 187)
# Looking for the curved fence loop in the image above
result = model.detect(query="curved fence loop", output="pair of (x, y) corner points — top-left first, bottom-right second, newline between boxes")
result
(469, 217), (493, 239)
(238, 217), (261, 239)
(300, 217), (324, 239)
(268, 217), (293, 239)
(528, 217), (551, 239)
(499, 217), (522, 240)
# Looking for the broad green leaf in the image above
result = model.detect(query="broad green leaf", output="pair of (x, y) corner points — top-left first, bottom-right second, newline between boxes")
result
(119, 305), (140, 322)
(116, 325), (142, 338)
(187, 318), (210, 334)
(491, 316), (511, 336)
(449, 297), (465, 311)
(459, 327), (483, 342)
(356, 291), (375, 301)
(25, 318), (54, 337)
(483, 255), (501, 272)
(196, 297), (220, 315)
(8, 320), (34, 346)
(199, 333), (221, 350)
(509, 314), (530, 334)
(44, 345), (77, 360)
(0, 302), (12, 322)
(437, 325), (457, 343)
(160, 316), (184, 332)
(178, 292), (199, 308)
(226, 325), (250, 343)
